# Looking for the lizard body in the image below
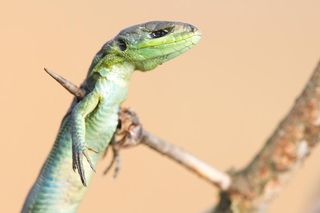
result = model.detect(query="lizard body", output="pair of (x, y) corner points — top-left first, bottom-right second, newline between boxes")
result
(22, 21), (201, 213)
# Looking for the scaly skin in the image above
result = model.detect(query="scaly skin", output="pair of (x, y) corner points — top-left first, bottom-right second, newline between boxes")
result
(22, 21), (201, 213)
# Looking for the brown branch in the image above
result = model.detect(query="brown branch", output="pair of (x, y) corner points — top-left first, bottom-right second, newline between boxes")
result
(44, 68), (85, 98)
(44, 69), (232, 190)
(213, 61), (320, 212)
(141, 130), (231, 189)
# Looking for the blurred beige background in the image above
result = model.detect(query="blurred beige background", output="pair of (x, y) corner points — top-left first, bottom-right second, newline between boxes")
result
(1, 0), (320, 212)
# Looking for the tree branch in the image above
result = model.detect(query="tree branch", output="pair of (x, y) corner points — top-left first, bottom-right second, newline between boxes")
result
(213, 61), (320, 212)
(141, 130), (231, 189)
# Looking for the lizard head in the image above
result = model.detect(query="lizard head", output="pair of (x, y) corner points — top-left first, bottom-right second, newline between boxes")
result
(106, 21), (201, 71)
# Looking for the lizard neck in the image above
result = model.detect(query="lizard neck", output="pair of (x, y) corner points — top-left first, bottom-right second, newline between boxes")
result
(99, 61), (135, 87)
(94, 61), (135, 96)
(83, 60), (135, 93)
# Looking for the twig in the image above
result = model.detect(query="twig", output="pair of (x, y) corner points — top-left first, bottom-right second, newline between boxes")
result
(44, 68), (85, 98)
(44, 68), (232, 190)
(141, 130), (231, 190)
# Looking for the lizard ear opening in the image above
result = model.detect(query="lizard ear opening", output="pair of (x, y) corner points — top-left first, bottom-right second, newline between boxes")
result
(117, 39), (127, 51)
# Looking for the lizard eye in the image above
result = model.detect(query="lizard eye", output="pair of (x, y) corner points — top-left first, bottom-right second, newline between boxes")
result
(150, 29), (170, 39)
(117, 39), (127, 51)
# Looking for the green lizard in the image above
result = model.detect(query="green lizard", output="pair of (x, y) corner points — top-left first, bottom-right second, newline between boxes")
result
(22, 21), (201, 213)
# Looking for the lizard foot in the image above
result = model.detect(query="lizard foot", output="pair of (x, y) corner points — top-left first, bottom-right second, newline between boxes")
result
(72, 145), (97, 186)
(103, 142), (121, 178)
(103, 108), (143, 178)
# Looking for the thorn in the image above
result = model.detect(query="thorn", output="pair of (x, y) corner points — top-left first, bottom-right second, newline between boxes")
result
(44, 68), (85, 99)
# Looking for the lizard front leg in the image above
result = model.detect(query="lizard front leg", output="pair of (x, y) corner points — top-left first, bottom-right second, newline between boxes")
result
(71, 91), (100, 186)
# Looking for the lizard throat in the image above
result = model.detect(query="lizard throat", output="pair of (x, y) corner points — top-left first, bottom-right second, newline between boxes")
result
(98, 62), (135, 87)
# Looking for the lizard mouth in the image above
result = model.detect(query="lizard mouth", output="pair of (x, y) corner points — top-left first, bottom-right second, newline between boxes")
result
(156, 31), (201, 62)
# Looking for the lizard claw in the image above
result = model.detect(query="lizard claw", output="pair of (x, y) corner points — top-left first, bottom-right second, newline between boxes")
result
(103, 108), (143, 179)
(83, 149), (96, 172)
(103, 144), (121, 178)
(72, 144), (97, 186)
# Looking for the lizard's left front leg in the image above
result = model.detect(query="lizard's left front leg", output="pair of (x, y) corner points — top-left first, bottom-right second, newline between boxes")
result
(71, 91), (100, 186)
